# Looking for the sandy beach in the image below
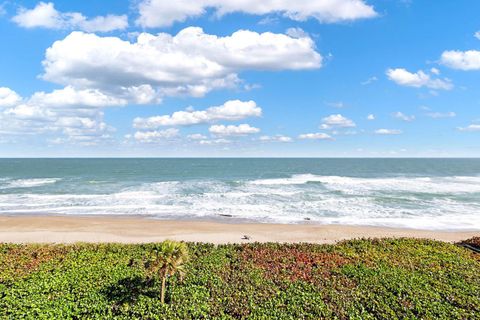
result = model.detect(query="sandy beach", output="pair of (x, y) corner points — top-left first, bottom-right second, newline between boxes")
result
(0, 215), (477, 244)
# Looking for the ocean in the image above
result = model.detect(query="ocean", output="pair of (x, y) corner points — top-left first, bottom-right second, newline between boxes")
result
(0, 158), (479, 230)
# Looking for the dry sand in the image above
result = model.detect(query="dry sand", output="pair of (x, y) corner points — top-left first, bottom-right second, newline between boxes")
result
(0, 215), (477, 244)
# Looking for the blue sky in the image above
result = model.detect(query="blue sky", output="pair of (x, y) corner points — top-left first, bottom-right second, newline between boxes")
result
(0, 0), (480, 157)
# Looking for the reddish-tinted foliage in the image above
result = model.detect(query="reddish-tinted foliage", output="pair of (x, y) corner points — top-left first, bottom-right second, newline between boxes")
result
(0, 245), (69, 280)
(240, 245), (350, 283)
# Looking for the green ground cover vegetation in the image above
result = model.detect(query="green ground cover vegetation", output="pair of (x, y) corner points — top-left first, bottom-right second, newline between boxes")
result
(1, 238), (479, 319)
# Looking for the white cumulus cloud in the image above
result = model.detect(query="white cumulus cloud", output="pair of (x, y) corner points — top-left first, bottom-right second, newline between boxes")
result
(0, 87), (22, 107)
(320, 114), (355, 129)
(0, 21), (317, 147)
(440, 50), (480, 71)
(133, 100), (261, 129)
(136, 0), (378, 28)
(4, 103), (54, 120)
(386, 68), (453, 90)
(29, 86), (128, 109)
(42, 27), (321, 99)
(0, 86), (118, 145)
(209, 124), (260, 136)
(12, 2), (128, 32)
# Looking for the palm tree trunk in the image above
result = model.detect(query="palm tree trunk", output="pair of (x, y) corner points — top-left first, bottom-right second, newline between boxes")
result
(161, 276), (166, 303)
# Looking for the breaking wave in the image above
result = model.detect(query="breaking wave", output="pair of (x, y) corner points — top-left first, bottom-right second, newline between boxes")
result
(0, 178), (60, 189)
(0, 174), (479, 230)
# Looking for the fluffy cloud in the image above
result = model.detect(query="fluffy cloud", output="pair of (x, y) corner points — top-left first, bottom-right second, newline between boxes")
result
(426, 112), (456, 119)
(42, 28), (321, 99)
(12, 2), (128, 32)
(457, 124), (480, 132)
(386, 68), (453, 90)
(1, 108), (115, 145)
(54, 116), (115, 144)
(133, 100), (261, 129)
(298, 132), (332, 140)
(367, 114), (375, 120)
(209, 124), (260, 136)
(6, 22), (310, 146)
(374, 129), (402, 135)
(4, 103), (54, 120)
(393, 112), (415, 122)
(136, 0), (377, 27)
(133, 128), (179, 143)
(0, 86), (117, 145)
(440, 50), (480, 71)
(259, 135), (293, 142)
(0, 87), (22, 107)
(29, 86), (128, 109)
(320, 114), (355, 129)
(475, 31), (480, 40)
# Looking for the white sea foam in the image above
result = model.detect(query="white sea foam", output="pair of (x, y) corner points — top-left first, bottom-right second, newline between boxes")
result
(247, 174), (326, 185)
(0, 178), (60, 189)
(0, 174), (479, 230)
(249, 174), (480, 194)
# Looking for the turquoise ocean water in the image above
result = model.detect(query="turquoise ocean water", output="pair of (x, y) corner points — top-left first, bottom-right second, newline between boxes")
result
(0, 158), (479, 230)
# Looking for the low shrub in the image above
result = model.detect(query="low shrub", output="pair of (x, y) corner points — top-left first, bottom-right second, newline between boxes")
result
(0, 238), (479, 319)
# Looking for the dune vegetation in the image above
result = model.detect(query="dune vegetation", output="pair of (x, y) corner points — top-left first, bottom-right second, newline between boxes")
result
(1, 238), (479, 319)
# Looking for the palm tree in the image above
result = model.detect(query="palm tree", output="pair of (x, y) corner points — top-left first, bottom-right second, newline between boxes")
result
(144, 240), (189, 303)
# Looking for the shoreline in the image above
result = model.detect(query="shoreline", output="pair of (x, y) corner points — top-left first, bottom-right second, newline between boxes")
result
(0, 215), (477, 244)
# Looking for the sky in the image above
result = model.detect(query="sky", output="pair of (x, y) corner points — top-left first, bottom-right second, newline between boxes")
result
(0, 0), (480, 157)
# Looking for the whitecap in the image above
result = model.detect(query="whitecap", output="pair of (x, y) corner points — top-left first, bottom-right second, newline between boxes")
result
(248, 174), (480, 194)
(0, 178), (60, 189)
(1, 174), (480, 230)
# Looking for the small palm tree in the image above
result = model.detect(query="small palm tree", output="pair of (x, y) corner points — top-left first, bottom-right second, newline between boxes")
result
(144, 240), (189, 303)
